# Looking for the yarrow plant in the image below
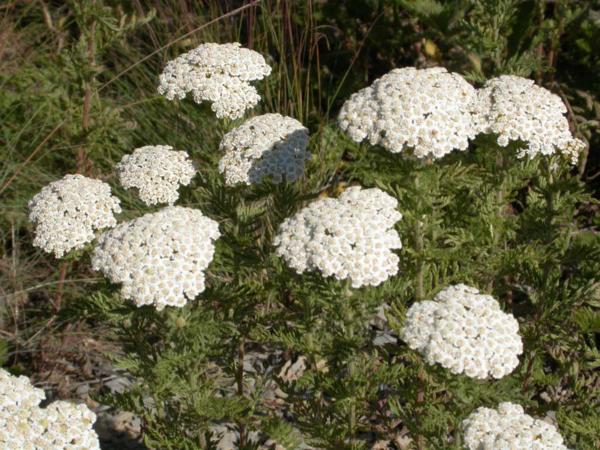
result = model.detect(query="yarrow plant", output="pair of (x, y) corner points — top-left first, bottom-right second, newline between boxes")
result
(116, 145), (196, 206)
(337, 67), (479, 159)
(473, 75), (585, 164)
(462, 402), (570, 449)
(28, 174), (121, 258)
(218, 113), (310, 185)
(91, 206), (220, 310)
(157, 42), (272, 119)
(274, 186), (402, 288)
(21, 22), (596, 446)
(401, 284), (523, 379)
(0, 369), (100, 449)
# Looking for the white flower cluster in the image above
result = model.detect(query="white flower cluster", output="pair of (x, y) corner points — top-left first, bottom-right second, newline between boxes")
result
(218, 113), (311, 185)
(28, 174), (121, 258)
(92, 206), (220, 310)
(473, 75), (585, 164)
(337, 67), (478, 159)
(116, 145), (196, 205)
(274, 186), (402, 288)
(0, 369), (100, 449)
(462, 402), (570, 450)
(401, 284), (522, 379)
(158, 42), (272, 119)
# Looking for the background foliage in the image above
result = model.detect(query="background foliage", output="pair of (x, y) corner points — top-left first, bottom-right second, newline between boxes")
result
(1, 1), (599, 449)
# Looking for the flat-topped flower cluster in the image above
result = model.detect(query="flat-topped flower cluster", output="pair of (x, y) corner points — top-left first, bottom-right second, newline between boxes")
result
(218, 113), (311, 185)
(0, 369), (100, 449)
(116, 145), (196, 206)
(338, 67), (479, 159)
(401, 284), (523, 379)
(28, 174), (121, 258)
(339, 67), (584, 163)
(158, 42), (272, 119)
(473, 75), (585, 164)
(462, 402), (570, 450)
(91, 206), (220, 310)
(274, 186), (403, 288)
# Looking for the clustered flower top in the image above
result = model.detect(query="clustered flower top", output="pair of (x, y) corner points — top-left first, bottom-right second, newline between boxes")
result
(0, 368), (45, 411)
(401, 284), (522, 379)
(218, 113), (311, 185)
(337, 67), (479, 159)
(158, 42), (272, 119)
(274, 186), (402, 288)
(28, 174), (121, 258)
(0, 369), (100, 449)
(473, 75), (585, 164)
(92, 206), (220, 310)
(462, 402), (570, 450)
(116, 145), (196, 206)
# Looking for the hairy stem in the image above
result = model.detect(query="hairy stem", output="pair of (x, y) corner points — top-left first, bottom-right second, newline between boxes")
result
(54, 262), (68, 312)
(416, 367), (426, 450)
(236, 337), (246, 447)
(414, 174), (426, 450)
(522, 351), (536, 394)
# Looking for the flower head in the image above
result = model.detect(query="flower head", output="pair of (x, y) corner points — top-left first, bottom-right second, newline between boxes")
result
(158, 42), (272, 119)
(28, 174), (121, 258)
(0, 369), (100, 449)
(401, 284), (522, 379)
(473, 75), (585, 164)
(274, 186), (402, 288)
(338, 67), (478, 159)
(117, 145), (196, 206)
(462, 402), (570, 450)
(92, 206), (220, 310)
(218, 113), (310, 185)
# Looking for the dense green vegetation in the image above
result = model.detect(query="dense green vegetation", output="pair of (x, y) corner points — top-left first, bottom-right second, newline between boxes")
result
(1, 1), (599, 449)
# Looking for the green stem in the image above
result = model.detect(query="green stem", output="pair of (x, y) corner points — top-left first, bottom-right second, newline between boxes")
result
(413, 173), (427, 450)
(236, 336), (247, 447)
(496, 150), (505, 214)
(414, 174), (425, 302)
(415, 218), (425, 302)
(343, 284), (357, 439)
(416, 367), (426, 450)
